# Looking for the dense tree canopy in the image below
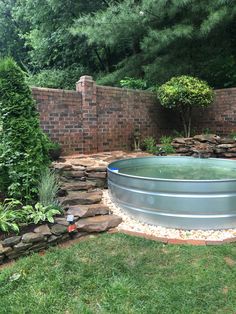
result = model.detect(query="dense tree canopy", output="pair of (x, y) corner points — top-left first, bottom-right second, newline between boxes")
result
(0, 0), (236, 89)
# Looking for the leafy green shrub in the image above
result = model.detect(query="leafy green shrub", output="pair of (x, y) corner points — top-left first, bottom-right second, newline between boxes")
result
(142, 137), (157, 154)
(202, 128), (212, 135)
(38, 168), (60, 208)
(0, 58), (50, 202)
(27, 66), (86, 90)
(47, 141), (62, 161)
(160, 136), (175, 154)
(0, 199), (22, 233)
(157, 76), (214, 137)
(120, 77), (148, 90)
(229, 132), (236, 140)
(22, 203), (61, 224)
(172, 130), (184, 138)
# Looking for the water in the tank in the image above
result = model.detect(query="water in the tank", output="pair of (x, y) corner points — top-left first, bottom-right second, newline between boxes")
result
(119, 163), (236, 180)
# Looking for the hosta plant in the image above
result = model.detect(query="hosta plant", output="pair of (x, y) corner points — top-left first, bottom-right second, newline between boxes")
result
(0, 199), (22, 233)
(22, 203), (61, 224)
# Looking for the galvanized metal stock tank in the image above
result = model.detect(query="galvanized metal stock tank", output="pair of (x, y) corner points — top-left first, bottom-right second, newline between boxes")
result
(107, 156), (236, 230)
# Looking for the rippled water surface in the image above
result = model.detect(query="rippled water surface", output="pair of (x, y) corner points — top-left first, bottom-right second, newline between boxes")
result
(119, 163), (236, 180)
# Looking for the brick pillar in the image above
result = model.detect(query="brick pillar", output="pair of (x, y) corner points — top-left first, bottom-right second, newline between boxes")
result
(76, 76), (98, 154)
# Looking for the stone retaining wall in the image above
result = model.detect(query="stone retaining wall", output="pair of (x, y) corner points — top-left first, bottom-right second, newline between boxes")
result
(0, 156), (124, 264)
(172, 134), (236, 158)
(0, 209), (121, 264)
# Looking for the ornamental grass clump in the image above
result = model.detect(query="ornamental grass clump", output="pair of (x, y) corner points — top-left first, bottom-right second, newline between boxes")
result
(0, 58), (50, 202)
(157, 76), (214, 137)
(38, 168), (60, 208)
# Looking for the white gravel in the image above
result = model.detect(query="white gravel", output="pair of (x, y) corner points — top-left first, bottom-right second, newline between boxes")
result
(103, 189), (236, 241)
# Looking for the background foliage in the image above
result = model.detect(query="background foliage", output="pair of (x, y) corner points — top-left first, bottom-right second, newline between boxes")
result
(0, 0), (236, 89)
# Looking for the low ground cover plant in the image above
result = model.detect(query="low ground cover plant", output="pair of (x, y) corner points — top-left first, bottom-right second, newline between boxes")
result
(142, 136), (175, 155)
(142, 136), (157, 154)
(0, 167), (61, 233)
(159, 136), (175, 154)
(0, 200), (61, 234)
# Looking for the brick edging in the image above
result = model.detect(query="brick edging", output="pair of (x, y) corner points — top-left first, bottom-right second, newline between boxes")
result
(112, 229), (236, 245)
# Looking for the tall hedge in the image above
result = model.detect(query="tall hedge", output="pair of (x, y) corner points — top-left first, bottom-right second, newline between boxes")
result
(0, 58), (49, 202)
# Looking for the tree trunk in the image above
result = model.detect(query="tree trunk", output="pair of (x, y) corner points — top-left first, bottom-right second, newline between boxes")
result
(179, 108), (188, 137)
(187, 106), (192, 137)
(180, 106), (192, 138)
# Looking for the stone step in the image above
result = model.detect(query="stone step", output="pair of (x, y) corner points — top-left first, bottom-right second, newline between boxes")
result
(67, 204), (110, 218)
(53, 162), (72, 171)
(70, 158), (95, 167)
(60, 181), (97, 192)
(86, 166), (107, 172)
(75, 215), (122, 232)
(85, 171), (107, 179)
(61, 190), (103, 206)
(61, 171), (85, 179)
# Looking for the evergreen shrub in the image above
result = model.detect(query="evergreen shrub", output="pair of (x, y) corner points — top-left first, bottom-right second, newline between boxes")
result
(0, 58), (50, 202)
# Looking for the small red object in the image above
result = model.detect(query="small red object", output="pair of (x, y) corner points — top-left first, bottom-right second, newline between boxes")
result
(67, 224), (77, 233)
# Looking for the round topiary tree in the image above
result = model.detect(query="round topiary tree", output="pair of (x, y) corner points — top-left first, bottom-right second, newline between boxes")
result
(157, 75), (214, 137)
(0, 58), (50, 202)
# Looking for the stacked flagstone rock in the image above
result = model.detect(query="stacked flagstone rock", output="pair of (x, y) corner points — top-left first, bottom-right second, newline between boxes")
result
(0, 206), (121, 263)
(0, 157), (121, 264)
(0, 151), (151, 264)
(172, 134), (236, 158)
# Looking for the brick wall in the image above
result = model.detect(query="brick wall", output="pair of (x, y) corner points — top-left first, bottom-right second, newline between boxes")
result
(32, 87), (83, 153)
(192, 88), (236, 135)
(32, 76), (236, 154)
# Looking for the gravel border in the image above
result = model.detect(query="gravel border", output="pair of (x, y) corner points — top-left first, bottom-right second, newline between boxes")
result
(103, 190), (236, 243)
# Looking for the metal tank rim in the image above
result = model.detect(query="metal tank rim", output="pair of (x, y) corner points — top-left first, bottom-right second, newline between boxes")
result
(107, 156), (236, 182)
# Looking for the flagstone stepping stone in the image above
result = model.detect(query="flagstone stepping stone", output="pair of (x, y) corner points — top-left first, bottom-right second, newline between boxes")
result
(54, 217), (69, 226)
(2, 236), (21, 247)
(71, 165), (86, 171)
(34, 224), (52, 236)
(70, 158), (95, 167)
(86, 172), (107, 179)
(22, 232), (45, 243)
(67, 204), (110, 218)
(50, 224), (67, 235)
(53, 163), (72, 171)
(62, 171), (85, 178)
(86, 166), (107, 172)
(61, 191), (102, 206)
(76, 215), (122, 232)
(0, 244), (12, 254)
(13, 242), (33, 252)
(61, 181), (96, 191)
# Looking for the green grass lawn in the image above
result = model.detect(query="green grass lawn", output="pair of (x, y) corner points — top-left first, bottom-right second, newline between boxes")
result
(0, 233), (236, 314)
